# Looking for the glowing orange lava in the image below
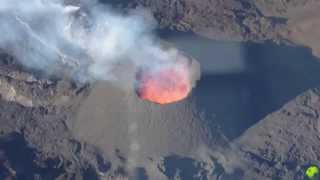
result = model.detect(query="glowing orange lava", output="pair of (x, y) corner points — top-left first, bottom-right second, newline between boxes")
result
(135, 63), (191, 105)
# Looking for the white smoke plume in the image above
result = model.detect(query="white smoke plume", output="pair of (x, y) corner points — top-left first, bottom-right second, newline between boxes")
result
(0, 0), (183, 83)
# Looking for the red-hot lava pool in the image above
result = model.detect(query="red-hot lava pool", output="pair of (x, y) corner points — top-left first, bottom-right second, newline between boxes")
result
(135, 55), (198, 104)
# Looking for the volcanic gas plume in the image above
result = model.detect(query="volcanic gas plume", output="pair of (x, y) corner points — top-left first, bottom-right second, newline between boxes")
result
(0, 0), (201, 103)
(135, 55), (198, 104)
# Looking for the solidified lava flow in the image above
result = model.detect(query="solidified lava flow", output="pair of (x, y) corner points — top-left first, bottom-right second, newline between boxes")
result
(135, 55), (196, 105)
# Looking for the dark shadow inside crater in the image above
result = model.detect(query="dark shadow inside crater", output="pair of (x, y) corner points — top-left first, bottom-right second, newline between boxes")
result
(98, 0), (136, 9)
(159, 155), (210, 180)
(158, 30), (320, 140)
(0, 133), (64, 180)
(133, 167), (148, 180)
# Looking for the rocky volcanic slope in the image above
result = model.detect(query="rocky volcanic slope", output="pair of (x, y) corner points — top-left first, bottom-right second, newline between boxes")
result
(0, 52), (110, 180)
(234, 89), (320, 180)
(108, 0), (287, 42)
(3, 46), (319, 180)
(1, 0), (320, 180)
(112, 0), (320, 56)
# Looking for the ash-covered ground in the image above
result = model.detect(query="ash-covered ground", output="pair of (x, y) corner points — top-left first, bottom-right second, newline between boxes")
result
(1, 0), (320, 180)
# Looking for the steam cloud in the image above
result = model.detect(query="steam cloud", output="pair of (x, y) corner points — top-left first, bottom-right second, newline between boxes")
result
(0, 0), (195, 85)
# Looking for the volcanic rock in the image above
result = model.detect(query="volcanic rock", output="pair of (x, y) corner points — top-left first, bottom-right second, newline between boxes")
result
(1, 0), (320, 180)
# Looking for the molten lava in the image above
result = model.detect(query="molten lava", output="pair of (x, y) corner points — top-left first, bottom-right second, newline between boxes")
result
(135, 61), (192, 105)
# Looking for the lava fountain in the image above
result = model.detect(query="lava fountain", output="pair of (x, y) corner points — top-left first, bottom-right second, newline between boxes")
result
(135, 54), (200, 104)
